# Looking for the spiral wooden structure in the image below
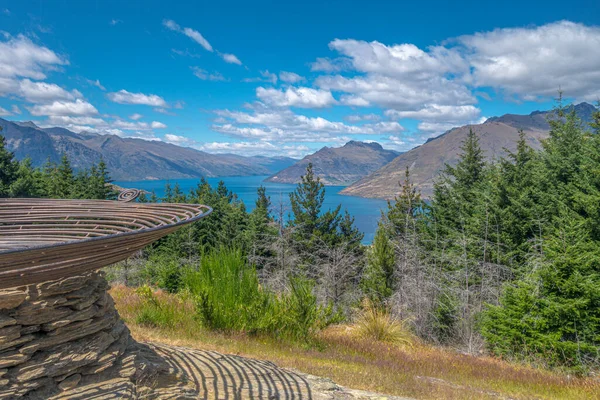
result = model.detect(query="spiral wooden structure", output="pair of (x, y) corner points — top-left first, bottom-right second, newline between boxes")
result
(0, 196), (212, 290)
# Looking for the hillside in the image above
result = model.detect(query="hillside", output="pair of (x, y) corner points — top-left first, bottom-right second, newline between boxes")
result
(0, 118), (296, 181)
(265, 140), (399, 185)
(342, 103), (597, 199)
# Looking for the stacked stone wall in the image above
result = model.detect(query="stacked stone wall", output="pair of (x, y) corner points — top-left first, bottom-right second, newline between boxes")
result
(0, 272), (132, 399)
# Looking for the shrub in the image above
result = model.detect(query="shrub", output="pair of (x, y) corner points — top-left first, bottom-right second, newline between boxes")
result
(354, 299), (413, 346)
(134, 285), (190, 330)
(182, 247), (341, 341)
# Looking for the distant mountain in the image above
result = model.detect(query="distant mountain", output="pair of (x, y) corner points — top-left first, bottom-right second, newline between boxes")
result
(0, 118), (296, 181)
(341, 102), (598, 199)
(265, 140), (399, 185)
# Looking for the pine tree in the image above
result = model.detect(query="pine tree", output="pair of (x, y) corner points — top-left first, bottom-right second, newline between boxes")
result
(362, 224), (395, 304)
(0, 132), (18, 197)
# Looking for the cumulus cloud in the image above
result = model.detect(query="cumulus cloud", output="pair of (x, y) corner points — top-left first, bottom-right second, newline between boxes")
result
(221, 53), (242, 65)
(18, 79), (82, 103)
(458, 21), (600, 101)
(0, 35), (67, 81)
(164, 133), (195, 146)
(256, 86), (337, 108)
(199, 141), (309, 157)
(243, 70), (278, 84)
(212, 106), (404, 143)
(151, 121), (167, 129)
(279, 71), (305, 83)
(129, 113), (143, 120)
(107, 89), (167, 107)
(345, 113), (381, 122)
(27, 99), (99, 116)
(385, 105), (481, 122)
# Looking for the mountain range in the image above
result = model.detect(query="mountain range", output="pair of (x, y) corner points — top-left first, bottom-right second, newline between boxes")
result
(0, 118), (296, 181)
(265, 140), (399, 185)
(341, 102), (598, 199)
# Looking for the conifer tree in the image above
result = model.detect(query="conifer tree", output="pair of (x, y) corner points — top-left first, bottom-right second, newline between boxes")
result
(0, 132), (18, 197)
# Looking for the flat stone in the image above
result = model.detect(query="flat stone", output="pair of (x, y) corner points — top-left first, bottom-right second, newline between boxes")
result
(0, 325), (21, 345)
(0, 351), (30, 368)
(12, 331), (115, 382)
(58, 373), (81, 391)
(0, 370), (6, 378)
(0, 315), (15, 329)
(0, 290), (27, 310)
(71, 291), (102, 311)
(20, 325), (40, 335)
(0, 334), (34, 352)
(64, 278), (100, 300)
(14, 304), (72, 326)
(37, 275), (92, 298)
(20, 312), (117, 354)
(42, 305), (99, 332)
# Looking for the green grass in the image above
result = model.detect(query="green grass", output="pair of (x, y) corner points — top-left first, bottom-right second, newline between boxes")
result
(112, 285), (600, 400)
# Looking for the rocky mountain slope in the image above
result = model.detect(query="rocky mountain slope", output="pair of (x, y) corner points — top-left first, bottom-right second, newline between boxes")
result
(341, 103), (597, 199)
(265, 140), (399, 185)
(0, 118), (295, 181)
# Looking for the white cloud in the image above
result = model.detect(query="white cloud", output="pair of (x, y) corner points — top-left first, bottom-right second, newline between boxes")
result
(243, 70), (277, 84)
(310, 57), (352, 72)
(256, 86), (337, 108)
(28, 99), (99, 116)
(109, 19), (122, 26)
(212, 107), (404, 142)
(46, 115), (106, 126)
(221, 53), (242, 65)
(191, 67), (226, 81)
(87, 79), (106, 91)
(458, 21), (600, 101)
(0, 106), (12, 116)
(163, 19), (213, 52)
(385, 105), (481, 122)
(164, 133), (195, 146)
(129, 113), (143, 120)
(199, 141), (309, 157)
(0, 35), (67, 81)
(345, 113), (381, 122)
(18, 79), (81, 103)
(151, 121), (167, 129)
(107, 89), (167, 107)
(279, 71), (305, 83)
(11, 105), (20, 114)
(183, 27), (213, 52)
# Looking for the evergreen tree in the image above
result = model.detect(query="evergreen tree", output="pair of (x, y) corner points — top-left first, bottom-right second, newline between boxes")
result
(362, 224), (395, 304)
(0, 133), (18, 197)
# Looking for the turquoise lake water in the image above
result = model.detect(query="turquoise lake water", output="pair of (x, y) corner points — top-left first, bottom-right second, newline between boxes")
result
(114, 176), (389, 244)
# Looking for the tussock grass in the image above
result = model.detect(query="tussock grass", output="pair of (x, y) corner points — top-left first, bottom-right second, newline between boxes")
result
(111, 285), (600, 400)
(353, 299), (413, 346)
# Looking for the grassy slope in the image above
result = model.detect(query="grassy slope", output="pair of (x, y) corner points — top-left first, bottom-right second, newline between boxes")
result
(111, 285), (600, 400)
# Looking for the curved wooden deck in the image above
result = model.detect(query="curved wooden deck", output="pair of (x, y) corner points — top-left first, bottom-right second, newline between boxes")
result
(0, 198), (212, 290)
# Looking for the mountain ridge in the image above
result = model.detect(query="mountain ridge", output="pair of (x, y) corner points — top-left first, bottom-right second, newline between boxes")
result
(341, 103), (597, 199)
(265, 140), (399, 186)
(0, 118), (296, 181)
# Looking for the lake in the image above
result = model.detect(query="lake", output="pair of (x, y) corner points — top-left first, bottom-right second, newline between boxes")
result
(114, 176), (389, 243)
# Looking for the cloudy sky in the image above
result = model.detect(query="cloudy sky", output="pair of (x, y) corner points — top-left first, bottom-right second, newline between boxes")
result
(0, 0), (599, 157)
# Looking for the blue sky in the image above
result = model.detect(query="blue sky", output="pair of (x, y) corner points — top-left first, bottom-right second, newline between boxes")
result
(0, 0), (599, 157)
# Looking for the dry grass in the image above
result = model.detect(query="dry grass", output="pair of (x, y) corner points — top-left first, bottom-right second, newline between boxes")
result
(352, 299), (414, 346)
(111, 285), (600, 400)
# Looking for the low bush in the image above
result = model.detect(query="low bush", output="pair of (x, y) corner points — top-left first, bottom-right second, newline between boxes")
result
(353, 299), (413, 346)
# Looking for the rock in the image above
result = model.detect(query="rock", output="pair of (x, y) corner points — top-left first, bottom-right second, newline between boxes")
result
(0, 334), (35, 352)
(20, 325), (40, 335)
(37, 275), (92, 298)
(57, 374), (81, 391)
(20, 312), (117, 355)
(0, 351), (30, 368)
(42, 305), (99, 332)
(0, 291), (26, 310)
(0, 369), (6, 377)
(14, 300), (72, 326)
(0, 315), (15, 329)
(0, 325), (21, 345)
(12, 331), (115, 382)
